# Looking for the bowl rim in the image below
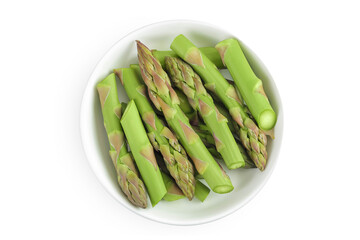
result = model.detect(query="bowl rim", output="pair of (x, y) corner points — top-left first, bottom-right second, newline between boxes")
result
(80, 19), (284, 226)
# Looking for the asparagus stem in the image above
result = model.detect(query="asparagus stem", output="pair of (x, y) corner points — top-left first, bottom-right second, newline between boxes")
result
(120, 100), (167, 206)
(213, 101), (239, 134)
(193, 123), (255, 167)
(131, 64), (200, 125)
(165, 56), (244, 169)
(161, 172), (186, 201)
(215, 39), (276, 130)
(194, 180), (210, 202)
(162, 172), (210, 202)
(200, 47), (226, 70)
(195, 173), (204, 180)
(137, 40), (233, 193)
(171, 35), (268, 171)
(115, 68), (196, 200)
(237, 142), (256, 169)
(176, 89), (257, 168)
(96, 73), (147, 208)
(233, 82), (275, 140)
(158, 150), (209, 202)
(152, 47), (225, 69)
(174, 89), (199, 125)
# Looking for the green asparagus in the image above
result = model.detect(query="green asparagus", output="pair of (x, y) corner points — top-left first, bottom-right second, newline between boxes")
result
(165, 56), (244, 169)
(216, 38), (276, 130)
(161, 172), (186, 201)
(237, 143), (256, 169)
(175, 84), (257, 168)
(175, 89), (199, 125)
(96, 73), (147, 208)
(193, 123), (255, 168)
(213, 101), (239, 135)
(194, 180), (210, 202)
(162, 172), (210, 202)
(121, 100), (167, 206)
(152, 47), (225, 69)
(156, 150), (209, 202)
(171, 35), (268, 171)
(137, 40), (233, 193)
(114, 68), (196, 200)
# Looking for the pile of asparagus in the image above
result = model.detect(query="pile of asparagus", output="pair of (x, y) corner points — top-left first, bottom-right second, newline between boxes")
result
(96, 35), (277, 208)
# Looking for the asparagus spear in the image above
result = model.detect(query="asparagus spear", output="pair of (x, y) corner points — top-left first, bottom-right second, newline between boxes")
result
(237, 143), (256, 169)
(121, 100), (167, 206)
(176, 90), (258, 168)
(156, 146), (210, 202)
(171, 35), (268, 171)
(193, 123), (255, 168)
(175, 88), (199, 125)
(161, 172), (186, 201)
(233, 81), (275, 140)
(162, 172), (210, 202)
(174, 84), (255, 167)
(96, 73), (147, 208)
(165, 56), (244, 169)
(194, 180), (211, 202)
(216, 38), (276, 130)
(152, 47), (225, 69)
(137, 40), (233, 193)
(114, 68), (196, 200)
(213, 101), (239, 135)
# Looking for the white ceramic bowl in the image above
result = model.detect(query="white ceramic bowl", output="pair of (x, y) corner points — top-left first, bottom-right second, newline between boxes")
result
(80, 20), (283, 225)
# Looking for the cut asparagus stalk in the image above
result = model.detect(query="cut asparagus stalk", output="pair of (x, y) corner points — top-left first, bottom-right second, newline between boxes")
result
(157, 150), (209, 202)
(175, 84), (256, 167)
(171, 35), (268, 171)
(161, 172), (186, 201)
(96, 73), (147, 208)
(137, 40), (233, 193)
(120, 100), (167, 206)
(152, 47), (225, 69)
(193, 123), (255, 168)
(194, 180), (211, 202)
(162, 172), (210, 202)
(115, 68), (196, 200)
(165, 56), (244, 169)
(233, 82), (275, 140)
(216, 38), (276, 130)
(175, 89), (199, 125)
(213, 101), (239, 135)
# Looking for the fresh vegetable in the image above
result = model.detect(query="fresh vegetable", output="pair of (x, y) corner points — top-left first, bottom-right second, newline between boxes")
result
(96, 73), (147, 208)
(137, 40), (233, 193)
(216, 38), (276, 130)
(171, 35), (268, 171)
(120, 100), (167, 206)
(165, 56), (244, 169)
(115, 67), (196, 200)
(194, 180), (210, 202)
(161, 172), (187, 201)
(162, 172), (210, 202)
(193, 123), (255, 168)
(152, 47), (225, 69)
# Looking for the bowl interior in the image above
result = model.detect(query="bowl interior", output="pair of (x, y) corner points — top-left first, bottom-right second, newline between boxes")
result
(80, 20), (283, 225)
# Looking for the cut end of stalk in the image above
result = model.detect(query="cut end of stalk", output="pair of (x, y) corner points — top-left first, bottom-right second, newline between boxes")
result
(259, 109), (277, 130)
(213, 185), (234, 194)
(227, 161), (245, 170)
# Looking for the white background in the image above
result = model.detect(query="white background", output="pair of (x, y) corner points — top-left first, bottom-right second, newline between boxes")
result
(1, 0), (359, 239)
